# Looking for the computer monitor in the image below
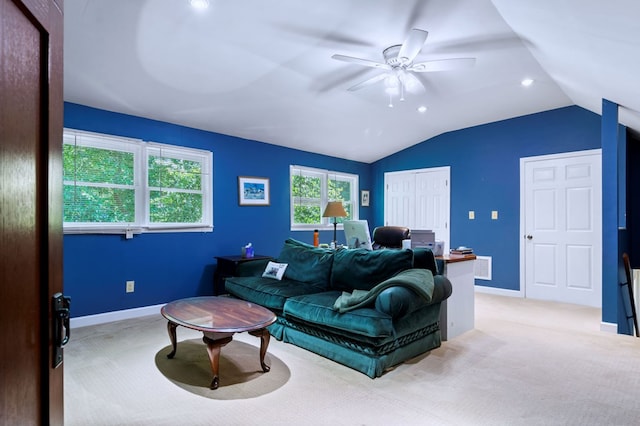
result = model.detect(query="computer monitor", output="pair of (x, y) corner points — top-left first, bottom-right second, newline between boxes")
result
(343, 220), (373, 250)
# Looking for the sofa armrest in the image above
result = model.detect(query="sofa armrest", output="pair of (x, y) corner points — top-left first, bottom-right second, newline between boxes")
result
(432, 274), (453, 302)
(374, 274), (452, 319)
(235, 258), (272, 277)
(412, 248), (439, 275)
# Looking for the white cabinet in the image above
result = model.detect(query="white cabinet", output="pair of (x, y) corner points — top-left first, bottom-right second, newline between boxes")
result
(439, 255), (476, 340)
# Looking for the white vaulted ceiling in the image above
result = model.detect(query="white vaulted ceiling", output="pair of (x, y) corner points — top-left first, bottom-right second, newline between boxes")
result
(64, 0), (640, 163)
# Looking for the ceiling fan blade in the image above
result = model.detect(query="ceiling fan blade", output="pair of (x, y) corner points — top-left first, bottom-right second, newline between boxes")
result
(403, 0), (428, 35)
(331, 54), (391, 70)
(409, 57), (476, 73)
(277, 23), (376, 48)
(347, 73), (388, 92)
(312, 68), (372, 93)
(397, 29), (428, 63)
(429, 34), (534, 54)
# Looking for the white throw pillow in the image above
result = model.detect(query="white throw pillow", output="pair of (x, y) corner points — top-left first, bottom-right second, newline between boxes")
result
(262, 261), (288, 280)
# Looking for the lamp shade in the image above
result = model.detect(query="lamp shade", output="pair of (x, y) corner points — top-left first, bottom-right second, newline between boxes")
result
(322, 201), (347, 218)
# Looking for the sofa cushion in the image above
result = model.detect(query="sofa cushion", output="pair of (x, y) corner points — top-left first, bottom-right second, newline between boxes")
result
(283, 291), (394, 339)
(225, 276), (321, 312)
(276, 238), (334, 290)
(330, 248), (414, 292)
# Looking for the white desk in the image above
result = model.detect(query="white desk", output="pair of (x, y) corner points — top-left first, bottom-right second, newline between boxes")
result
(438, 254), (476, 340)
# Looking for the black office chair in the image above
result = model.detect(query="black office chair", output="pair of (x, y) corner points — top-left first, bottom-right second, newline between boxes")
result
(371, 226), (410, 250)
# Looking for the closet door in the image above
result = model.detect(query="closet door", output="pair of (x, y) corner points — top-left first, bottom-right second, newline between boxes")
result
(415, 169), (450, 252)
(384, 167), (450, 251)
(385, 172), (416, 227)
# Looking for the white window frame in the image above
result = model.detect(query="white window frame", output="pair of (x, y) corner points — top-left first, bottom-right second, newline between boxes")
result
(63, 128), (213, 235)
(290, 165), (359, 231)
(144, 142), (213, 231)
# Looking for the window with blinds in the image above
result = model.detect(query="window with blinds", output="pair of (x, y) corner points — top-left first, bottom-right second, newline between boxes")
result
(63, 129), (212, 234)
(290, 165), (358, 230)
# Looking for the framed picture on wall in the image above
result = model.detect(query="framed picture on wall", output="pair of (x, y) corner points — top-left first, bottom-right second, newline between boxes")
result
(238, 176), (270, 206)
(361, 190), (370, 207)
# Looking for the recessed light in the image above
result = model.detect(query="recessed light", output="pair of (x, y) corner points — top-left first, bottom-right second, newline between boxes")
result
(189, 0), (210, 10)
(417, 106), (427, 113)
(521, 78), (534, 87)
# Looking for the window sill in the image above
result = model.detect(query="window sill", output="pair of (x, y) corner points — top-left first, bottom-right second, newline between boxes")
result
(63, 225), (213, 235)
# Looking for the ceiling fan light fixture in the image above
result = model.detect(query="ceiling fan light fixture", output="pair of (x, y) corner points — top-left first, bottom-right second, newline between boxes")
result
(384, 74), (399, 88)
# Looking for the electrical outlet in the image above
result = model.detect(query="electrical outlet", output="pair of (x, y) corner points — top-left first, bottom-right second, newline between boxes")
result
(491, 210), (498, 220)
(468, 211), (475, 220)
(126, 280), (135, 293)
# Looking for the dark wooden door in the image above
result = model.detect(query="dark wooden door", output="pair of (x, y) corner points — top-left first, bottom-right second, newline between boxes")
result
(0, 0), (64, 424)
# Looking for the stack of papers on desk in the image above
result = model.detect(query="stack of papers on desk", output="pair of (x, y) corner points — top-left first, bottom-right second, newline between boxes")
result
(450, 247), (474, 255)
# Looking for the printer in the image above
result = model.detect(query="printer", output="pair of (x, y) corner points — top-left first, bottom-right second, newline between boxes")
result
(410, 230), (444, 256)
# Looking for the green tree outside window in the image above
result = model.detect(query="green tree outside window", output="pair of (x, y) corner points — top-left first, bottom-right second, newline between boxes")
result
(63, 129), (212, 232)
(290, 166), (358, 229)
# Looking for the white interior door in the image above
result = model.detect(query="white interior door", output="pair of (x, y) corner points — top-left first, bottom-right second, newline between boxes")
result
(521, 150), (602, 307)
(415, 170), (450, 252)
(385, 172), (415, 227)
(385, 167), (450, 252)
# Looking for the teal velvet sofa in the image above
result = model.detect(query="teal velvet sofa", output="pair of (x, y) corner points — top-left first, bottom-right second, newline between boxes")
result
(224, 238), (452, 378)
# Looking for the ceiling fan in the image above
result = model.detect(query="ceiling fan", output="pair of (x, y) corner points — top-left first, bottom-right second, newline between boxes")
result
(331, 29), (476, 102)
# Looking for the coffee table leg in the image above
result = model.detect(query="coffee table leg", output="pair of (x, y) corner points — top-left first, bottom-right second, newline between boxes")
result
(166, 321), (178, 359)
(249, 328), (271, 373)
(202, 334), (233, 390)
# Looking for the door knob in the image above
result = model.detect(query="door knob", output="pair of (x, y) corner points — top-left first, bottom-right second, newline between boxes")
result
(526, 235), (533, 240)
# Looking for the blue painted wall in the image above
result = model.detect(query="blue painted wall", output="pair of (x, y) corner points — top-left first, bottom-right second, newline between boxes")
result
(65, 102), (627, 331)
(600, 99), (632, 332)
(64, 103), (371, 317)
(370, 106), (602, 292)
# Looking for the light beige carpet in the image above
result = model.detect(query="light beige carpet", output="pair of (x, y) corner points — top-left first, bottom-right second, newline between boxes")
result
(65, 293), (640, 425)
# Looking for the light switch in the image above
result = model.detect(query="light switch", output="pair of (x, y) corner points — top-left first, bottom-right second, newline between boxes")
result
(491, 210), (498, 220)
(468, 211), (475, 220)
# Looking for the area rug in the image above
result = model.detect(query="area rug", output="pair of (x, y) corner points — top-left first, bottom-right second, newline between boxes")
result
(155, 338), (290, 400)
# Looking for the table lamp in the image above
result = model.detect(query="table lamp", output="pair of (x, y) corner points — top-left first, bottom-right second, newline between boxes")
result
(322, 201), (347, 245)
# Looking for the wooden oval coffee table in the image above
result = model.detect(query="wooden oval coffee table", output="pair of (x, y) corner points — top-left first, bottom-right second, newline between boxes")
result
(161, 296), (276, 390)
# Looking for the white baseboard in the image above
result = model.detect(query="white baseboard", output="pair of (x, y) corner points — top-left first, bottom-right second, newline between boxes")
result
(71, 303), (165, 329)
(600, 322), (617, 334)
(474, 284), (524, 298)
